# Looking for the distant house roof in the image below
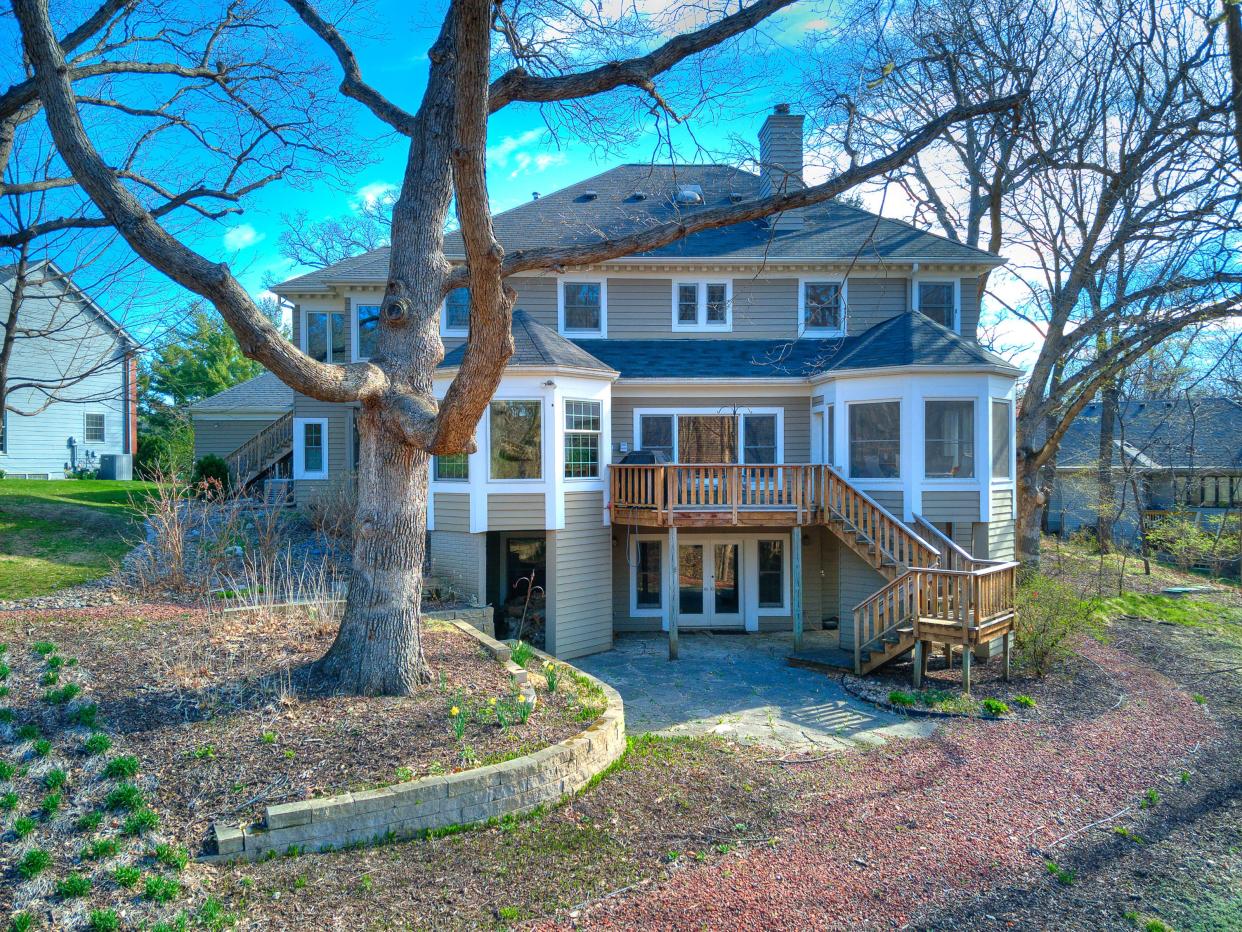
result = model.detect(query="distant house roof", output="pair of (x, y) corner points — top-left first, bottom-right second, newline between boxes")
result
(189, 371), (293, 416)
(1, 260), (137, 350)
(275, 164), (1003, 293)
(1053, 397), (1242, 472)
(441, 310), (616, 374)
(439, 311), (1016, 380)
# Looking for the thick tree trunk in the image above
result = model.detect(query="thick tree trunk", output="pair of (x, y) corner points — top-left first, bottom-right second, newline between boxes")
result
(1016, 450), (1045, 571)
(313, 410), (433, 693)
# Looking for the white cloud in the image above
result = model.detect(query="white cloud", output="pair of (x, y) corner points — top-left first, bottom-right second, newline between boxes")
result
(223, 223), (263, 251)
(355, 181), (398, 209)
(487, 128), (544, 168)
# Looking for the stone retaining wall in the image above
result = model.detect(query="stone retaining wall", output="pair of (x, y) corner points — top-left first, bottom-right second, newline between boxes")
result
(211, 623), (624, 861)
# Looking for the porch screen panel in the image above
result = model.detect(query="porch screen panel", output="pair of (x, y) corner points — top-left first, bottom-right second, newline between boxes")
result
(743, 414), (777, 464)
(679, 415), (737, 463)
(925, 400), (975, 478)
(490, 401), (542, 479)
(639, 415), (674, 460)
(849, 402), (900, 478)
(991, 400), (1012, 479)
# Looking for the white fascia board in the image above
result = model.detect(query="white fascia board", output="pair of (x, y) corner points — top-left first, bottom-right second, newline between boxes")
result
(434, 364), (619, 382)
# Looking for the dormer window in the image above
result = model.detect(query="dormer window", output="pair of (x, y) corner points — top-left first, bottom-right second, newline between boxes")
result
(558, 279), (606, 337)
(671, 280), (732, 332)
(800, 279), (845, 334)
(914, 279), (959, 331)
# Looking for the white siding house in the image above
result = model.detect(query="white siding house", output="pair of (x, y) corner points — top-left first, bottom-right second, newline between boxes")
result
(0, 262), (137, 478)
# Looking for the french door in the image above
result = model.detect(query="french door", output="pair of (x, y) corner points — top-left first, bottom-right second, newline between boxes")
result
(676, 538), (744, 628)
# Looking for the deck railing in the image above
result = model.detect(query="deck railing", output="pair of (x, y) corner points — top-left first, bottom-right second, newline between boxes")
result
(227, 411), (293, 490)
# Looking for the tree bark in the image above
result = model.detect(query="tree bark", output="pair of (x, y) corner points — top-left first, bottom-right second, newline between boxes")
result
(1016, 448), (1045, 570)
(314, 411), (433, 692)
(1095, 381), (1118, 553)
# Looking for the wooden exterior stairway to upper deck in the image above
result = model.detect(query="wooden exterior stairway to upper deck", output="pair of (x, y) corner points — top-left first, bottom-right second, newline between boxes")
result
(225, 412), (293, 493)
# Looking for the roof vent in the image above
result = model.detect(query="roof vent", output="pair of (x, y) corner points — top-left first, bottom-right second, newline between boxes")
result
(632, 190), (648, 201)
(583, 190), (598, 200)
(729, 192), (745, 203)
(532, 191), (540, 200)
(674, 184), (704, 205)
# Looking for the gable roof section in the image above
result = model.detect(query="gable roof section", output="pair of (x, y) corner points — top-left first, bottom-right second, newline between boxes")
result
(276, 164), (1002, 293)
(1052, 397), (1242, 471)
(1, 260), (137, 350)
(189, 371), (293, 415)
(440, 309), (616, 374)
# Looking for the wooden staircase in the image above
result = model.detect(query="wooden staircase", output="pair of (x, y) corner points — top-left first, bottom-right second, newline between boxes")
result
(226, 412), (293, 493)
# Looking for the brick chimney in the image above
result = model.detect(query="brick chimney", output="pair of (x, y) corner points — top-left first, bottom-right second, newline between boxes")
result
(758, 103), (805, 231)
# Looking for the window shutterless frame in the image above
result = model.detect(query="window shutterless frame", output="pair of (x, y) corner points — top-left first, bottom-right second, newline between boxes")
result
(563, 399), (602, 479)
(83, 412), (106, 444)
(629, 535), (665, 617)
(293, 417), (329, 480)
(557, 278), (607, 337)
(912, 278), (960, 332)
(440, 287), (471, 337)
(669, 279), (733, 332)
(798, 277), (847, 335)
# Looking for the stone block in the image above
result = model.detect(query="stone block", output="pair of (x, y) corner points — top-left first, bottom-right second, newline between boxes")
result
(214, 824), (245, 857)
(306, 793), (355, 823)
(266, 801), (312, 830)
(350, 787), (402, 815)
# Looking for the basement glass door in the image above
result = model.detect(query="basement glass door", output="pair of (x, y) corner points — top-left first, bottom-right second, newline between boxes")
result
(676, 539), (743, 628)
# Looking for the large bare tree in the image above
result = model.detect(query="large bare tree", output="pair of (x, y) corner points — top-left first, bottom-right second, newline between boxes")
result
(15, 0), (1023, 694)
(828, 0), (1242, 566)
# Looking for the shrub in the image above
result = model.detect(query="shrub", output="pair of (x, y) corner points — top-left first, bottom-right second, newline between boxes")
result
(1014, 575), (1102, 677)
(89, 909), (121, 932)
(17, 848), (51, 879)
(191, 454), (231, 493)
(84, 733), (112, 756)
(887, 690), (917, 708)
(0, 791), (17, 810)
(41, 791), (63, 815)
(1013, 694), (1037, 709)
(144, 873), (181, 903)
(56, 872), (93, 898)
(123, 807), (159, 835)
(32, 739), (51, 757)
(0, 760), (14, 780)
(112, 865), (141, 887)
(13, 815), (36, 838)
(103, 755), (140, 779)
(43, 769), (67, 790)
(9, 914), (32, 932)
(105, 782), (145, 811)
(981, 698), (1010, 716)
(70, 703), (99, 728)
(302, 479), (356, 539)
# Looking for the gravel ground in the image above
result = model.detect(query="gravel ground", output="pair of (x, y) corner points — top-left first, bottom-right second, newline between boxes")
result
(564, 638), (1218, 931)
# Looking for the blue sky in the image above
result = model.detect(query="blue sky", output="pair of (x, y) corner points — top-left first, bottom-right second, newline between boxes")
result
(211, 0), (827, 295)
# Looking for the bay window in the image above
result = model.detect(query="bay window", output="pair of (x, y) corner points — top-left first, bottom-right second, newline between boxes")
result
(356, 304), (380, 359)
(560, 281), (604, 335)
(434, 453), (469, 481)
(490, 400), (542, 479)
(925, 400), (975, 478)
(849, 401), (900, 479)
(564, 400), (601, 479)
(991, 400), (1012, 479)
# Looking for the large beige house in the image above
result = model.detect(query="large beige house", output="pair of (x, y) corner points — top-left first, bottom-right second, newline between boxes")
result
(192, 107), (1020, 676)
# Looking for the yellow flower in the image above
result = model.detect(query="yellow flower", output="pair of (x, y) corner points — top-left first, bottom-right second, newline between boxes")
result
(518, 694), (529, 704)
(544, 661), (554, 670)
(489, 697), (498, 706)
(449, 706), (460, 717)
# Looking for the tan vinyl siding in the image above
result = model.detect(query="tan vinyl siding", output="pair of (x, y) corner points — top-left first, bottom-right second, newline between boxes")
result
(959, 277), (980, 338)
(192, 418), (276, 461)
(732, 278), (799, 337)
(292, 397), (354, 506)
(546, 492), (612, 659)
(846, 276), (908, 334)
(610, 394), (810, 462)
(428, 530), (486, 604)
(920, 490), (981, 524)
(512, 277), (557, 327)
(986, 486), (1016, 559)
(433, 493), (470, 532)
(604, 278), (676, 337)
(867, 490), (903, 517)
(837, 545), (886, 649)
(486, 493), (545, 530)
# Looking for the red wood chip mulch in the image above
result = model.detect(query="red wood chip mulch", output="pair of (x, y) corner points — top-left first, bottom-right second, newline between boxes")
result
(563, 639), (1218, 931)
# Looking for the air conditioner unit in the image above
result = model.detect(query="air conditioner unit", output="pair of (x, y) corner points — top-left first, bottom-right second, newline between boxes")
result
(99, 453), (132, 481)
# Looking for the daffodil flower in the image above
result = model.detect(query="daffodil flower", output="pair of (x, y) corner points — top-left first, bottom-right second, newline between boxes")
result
(449, 706), (460, 717)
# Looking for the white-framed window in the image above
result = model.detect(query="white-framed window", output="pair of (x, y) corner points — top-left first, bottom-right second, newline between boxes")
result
(355, 304), (381, 360)
(991, 399), (1012, 479)
(848, 401), (900, 479)
(304, 309), (348, 362)
(826, 404), (835, 466)
(635, 409), (783, 464)
(756, 538), (788, 610)
(670, 280), (732, 332)
(564, 399), (601, 479)
(913, 279), (960, 331)
(293, 418), (329, 480)
(489, 399), (542, 480)
(83, 412), (106, 444)
(441, 288), (471, 337)
(630, 535), (665, 616)
(925, 399), (975, 479)
(799, 278), (846, 334)
(1, 409), (8, 453)
(558, 279), (606, 337)
(434, 453), (469, 481)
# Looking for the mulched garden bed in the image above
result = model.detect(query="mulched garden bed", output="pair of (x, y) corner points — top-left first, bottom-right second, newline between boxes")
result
(843, 640), (1121, 722)
(0, 604), (598, 927)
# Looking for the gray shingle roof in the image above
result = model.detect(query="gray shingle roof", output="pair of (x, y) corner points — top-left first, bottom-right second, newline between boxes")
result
(189, 371), (293, 414)
(1053, 397), (1242, 471)
(440, 309), (615, 373)
(438, 311), (1015, 380)
(276, 165), (1001, 293)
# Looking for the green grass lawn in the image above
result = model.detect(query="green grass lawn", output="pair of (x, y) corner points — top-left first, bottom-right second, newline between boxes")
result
(0, 479), (158, 599)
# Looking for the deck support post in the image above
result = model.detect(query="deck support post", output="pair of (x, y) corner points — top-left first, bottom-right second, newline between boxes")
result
(791, 525), (804, 653)
(667, 526), (679, 661)
(912, 640), (925, 688)
(961, 646), (972, 694)
(1001, 631), (1011, 682)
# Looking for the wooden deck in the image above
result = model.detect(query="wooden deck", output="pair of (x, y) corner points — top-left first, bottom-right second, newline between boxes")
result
(610, 463), (1018, 687)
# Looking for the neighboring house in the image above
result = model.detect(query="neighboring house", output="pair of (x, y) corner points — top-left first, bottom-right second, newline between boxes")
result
(1046, 396), (1242, 546)
(193, 107), (1021, 672)
(0, 261), (138, 479)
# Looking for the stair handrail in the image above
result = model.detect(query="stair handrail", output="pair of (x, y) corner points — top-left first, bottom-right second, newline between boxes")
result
(226, 411), (293, 488)
(911, 514), (1011, 572)
(852, 567), (921, 673)
(820, 465), (941, 570)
